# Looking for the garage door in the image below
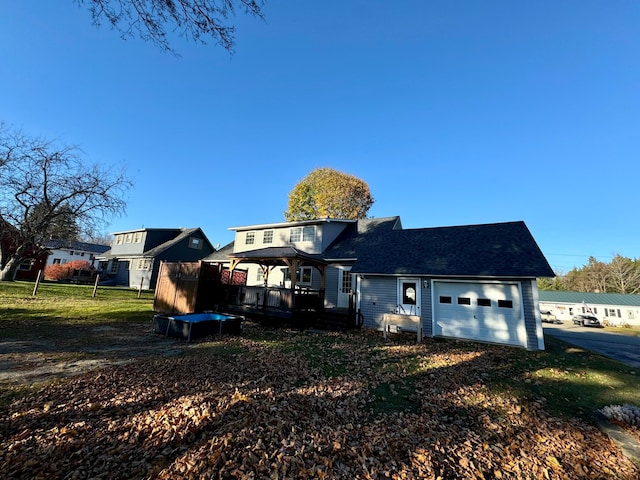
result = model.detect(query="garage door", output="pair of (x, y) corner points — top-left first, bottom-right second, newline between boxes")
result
(432, 281), (526, 347)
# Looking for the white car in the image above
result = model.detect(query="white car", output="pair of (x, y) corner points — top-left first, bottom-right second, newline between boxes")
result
(540, 310), (562, 324)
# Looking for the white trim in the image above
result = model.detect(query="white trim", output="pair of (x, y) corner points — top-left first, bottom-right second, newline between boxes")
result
(397, 277), (421, 316)
(531, 279), (545, 350)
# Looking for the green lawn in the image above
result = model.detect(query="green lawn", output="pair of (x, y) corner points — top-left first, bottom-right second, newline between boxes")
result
(0, 280), (154, 329)
(1, 281), (639, 478)
(1, 281), (638, 420)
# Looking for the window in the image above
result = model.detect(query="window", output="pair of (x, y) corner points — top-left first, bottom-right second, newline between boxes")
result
(303, 226), (314, 241)
(284, 266), (313, 285)
(136, 258), (151, 270)
(115, 235), (124, 245)
(341, 270), (352, 294)
(53, 258), (61, 265)
(189, 237), (203, 250)
(263, 230), (274, 244)
(477, 298), (491, 307)
(290, 228), (301, 242)
(457, 297), (471, 305)
(402, 283), (417, 305)
(18, 260), (34, 271)
(256, 268), (264, 282)
(109, 260), (119, 274)
(69, 251), (74, 256)
(606, 308), (618, 318)
(80, 252), (85, 257)
(498, 299), (513, 308)
(290, 226), (315, 242)
(439, 296), (452, 304)
(133, 232), (143, 243)
(125, 233), (133, 243)
(245, 232), (255, 245)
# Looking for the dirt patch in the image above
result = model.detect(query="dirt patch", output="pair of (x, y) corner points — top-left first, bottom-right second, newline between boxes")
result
(0, 322), (185, 386)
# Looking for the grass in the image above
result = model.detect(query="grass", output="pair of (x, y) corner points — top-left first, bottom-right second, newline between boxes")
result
(604, 325), (640, 337)
(0, 280), (154, 332)
(1, 281), (639, 423)
(491, 335), (640, 419)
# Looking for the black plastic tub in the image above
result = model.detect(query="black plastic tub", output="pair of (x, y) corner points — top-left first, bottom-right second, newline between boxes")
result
(153, 312), (243, 341)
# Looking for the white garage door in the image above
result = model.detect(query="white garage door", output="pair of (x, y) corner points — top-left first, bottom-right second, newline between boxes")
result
(433, 281), (526, 347)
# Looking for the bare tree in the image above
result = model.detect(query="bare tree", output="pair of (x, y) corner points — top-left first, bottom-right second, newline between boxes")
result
(608, 254), (640, 294)
(77, 0), (265, 54)
(0, 124), (131, 281)
(563, 257), (609, 293)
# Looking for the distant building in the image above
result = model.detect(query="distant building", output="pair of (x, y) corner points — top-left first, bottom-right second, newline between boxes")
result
(96, 227), (215, 289)
(44, 239), (110, 268)
(538, 291), (640, 326)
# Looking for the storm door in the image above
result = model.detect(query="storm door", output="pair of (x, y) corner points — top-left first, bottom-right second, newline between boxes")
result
(397, 278), (421, 316)
(337, 266), (353, 309)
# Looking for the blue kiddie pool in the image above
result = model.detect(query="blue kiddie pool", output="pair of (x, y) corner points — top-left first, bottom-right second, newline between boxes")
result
(153, 312), (243, 341)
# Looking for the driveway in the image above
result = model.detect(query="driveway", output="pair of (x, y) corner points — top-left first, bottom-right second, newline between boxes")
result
(543, 322), (640, 370)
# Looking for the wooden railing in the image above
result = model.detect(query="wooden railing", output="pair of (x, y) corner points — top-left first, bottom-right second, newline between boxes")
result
(227, 285), (324, 312)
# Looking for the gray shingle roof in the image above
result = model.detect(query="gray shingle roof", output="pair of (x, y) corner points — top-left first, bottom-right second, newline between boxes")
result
(44, 240), (110, 255)
(203, 241), (234, 262)
(348, 221), (554, 278)
(322, 216), (402, 260)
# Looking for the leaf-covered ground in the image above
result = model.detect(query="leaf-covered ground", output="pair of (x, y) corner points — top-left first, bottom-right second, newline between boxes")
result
(1, 326), (638, 479)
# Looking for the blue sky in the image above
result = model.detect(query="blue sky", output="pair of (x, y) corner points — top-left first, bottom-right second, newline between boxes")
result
(1, 1), (639, 273)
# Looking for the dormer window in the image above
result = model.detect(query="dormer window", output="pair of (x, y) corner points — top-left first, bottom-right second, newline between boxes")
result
(245, 231), (256, 245)
(290, 226), (315, 243)
(189, 237), (203, 250)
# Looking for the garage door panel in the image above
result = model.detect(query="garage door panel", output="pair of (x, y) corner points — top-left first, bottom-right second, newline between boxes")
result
(433, 281), (525, 347)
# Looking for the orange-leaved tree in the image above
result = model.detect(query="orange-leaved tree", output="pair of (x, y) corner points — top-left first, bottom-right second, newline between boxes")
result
(284, 168), (374, 221)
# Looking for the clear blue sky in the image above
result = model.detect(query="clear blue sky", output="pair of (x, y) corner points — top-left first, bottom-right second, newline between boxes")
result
(1, 1), (638, 273)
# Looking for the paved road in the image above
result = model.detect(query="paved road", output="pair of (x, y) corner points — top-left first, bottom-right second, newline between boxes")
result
(543, 322), (640, 370)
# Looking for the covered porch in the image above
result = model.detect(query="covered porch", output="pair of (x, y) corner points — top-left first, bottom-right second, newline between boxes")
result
(218, 247), (329, 323)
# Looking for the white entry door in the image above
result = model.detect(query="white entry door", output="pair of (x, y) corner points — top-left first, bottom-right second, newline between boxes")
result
(337, 267), (353, 308)
(397, 278), (421, 315)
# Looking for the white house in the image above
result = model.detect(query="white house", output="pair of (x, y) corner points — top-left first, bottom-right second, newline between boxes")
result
(206, 216), (555, 350)
(538, 291), (640, 327)
(44, 240), (110, 268)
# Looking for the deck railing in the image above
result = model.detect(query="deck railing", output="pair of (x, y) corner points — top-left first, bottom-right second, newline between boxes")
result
(226, 285), (325, 313)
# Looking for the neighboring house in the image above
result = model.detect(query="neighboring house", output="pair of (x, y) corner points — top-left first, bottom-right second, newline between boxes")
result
(14, 252), (48, 281)
(0, 228), (47, 281)
(44, 240), (110, 268)
(97, 228), (215, 290)
(205, 216), (554, 350)
(538, 291), (640, 327)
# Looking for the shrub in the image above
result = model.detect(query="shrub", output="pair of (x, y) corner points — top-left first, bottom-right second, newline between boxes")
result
(44, 260), (93, 281)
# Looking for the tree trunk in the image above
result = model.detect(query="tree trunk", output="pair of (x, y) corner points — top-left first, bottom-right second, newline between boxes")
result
(0, 256), (20, 281)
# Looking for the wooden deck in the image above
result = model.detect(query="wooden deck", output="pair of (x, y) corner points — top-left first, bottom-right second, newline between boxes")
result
(219, 285), (359, 330)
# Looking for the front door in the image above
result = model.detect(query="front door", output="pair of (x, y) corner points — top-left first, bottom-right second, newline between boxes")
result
(337, 266), (353, 308)
(397, 278), (421, 315)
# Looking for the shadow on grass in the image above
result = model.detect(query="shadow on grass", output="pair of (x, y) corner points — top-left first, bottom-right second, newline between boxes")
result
(3, 330), (637, 479)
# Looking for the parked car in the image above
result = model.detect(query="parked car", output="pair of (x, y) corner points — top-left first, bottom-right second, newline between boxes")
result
(572, 314), (603, 327)
(540, 310), (562, 324)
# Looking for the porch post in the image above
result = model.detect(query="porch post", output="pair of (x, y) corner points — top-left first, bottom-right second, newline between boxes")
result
(283, 258), (299, 312)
